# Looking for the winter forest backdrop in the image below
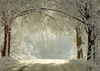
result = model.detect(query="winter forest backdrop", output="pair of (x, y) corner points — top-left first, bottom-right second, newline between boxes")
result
(1, 0), (100, 71)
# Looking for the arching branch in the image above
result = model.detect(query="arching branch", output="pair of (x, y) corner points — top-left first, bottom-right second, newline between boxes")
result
(12, 9), (37, 20)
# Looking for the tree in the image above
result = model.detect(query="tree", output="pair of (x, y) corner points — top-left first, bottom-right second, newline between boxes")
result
(76, 25), (83, 59)
(40, 0), (100, 62)
(72, 0), (100, 62)
(68, 0), (100, 62)
(10, 22), (24, 57)
(1, 0), (100, 62)
(0, 0), (65, 57)
(0, 0), (45, 57)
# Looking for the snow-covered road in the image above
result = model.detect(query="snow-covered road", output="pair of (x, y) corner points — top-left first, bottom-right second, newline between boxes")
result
(1, 57), (99, 71)
(19, 59), (67, 64)
(15, 59), (79, 71)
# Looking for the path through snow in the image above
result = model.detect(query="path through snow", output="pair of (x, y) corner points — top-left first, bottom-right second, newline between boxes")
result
(0, 57), (100, 71)
(15, 59), (79, 71)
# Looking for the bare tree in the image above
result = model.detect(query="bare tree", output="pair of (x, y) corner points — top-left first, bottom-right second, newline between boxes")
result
(39, 0), (100, 62)
(76, 25), (83, 59)
(0, 0), (45, 57)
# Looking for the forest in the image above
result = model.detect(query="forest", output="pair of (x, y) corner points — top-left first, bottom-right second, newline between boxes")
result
(0, 0), (100, 71)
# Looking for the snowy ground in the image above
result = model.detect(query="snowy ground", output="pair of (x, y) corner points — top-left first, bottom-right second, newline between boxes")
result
(0, 57), (20, 71)
(16, 59), (68, 71)
(0, 57), (100, 71)
(14, 59), (100, 71)
(18, 59), (67, 64)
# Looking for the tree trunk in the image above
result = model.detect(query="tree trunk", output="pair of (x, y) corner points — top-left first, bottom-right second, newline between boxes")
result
(1, 25), (11, 57)
(87, 28), (92, 60)
(1, 25), (7, 57)
(76, 28), (83, 59)
(8, 28), (11, 56)
(87, 28), (95, 62)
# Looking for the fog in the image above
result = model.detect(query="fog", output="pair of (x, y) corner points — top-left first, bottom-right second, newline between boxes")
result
(17, 29), (77, 59)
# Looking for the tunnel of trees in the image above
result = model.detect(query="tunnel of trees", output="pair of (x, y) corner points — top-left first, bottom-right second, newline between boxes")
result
(0, 0), (100, 64)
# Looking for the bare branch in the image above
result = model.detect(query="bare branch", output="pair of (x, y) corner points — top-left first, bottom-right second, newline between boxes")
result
(12, 9), (37, 20)
(78, 10), (86, 18)
(41, 8), (85, 24)
(40, 11), (62, 32)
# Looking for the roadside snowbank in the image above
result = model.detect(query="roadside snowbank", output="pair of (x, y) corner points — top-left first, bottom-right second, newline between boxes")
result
(0, 57), (19, 71)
